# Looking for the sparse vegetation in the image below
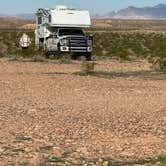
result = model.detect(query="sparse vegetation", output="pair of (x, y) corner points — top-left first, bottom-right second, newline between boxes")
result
(38, 154), (166, 165)
(75, 70), (166, 80)
(15, 134), (32, 142)
(49, 156), (65, 163)
(151, 57), (166, 70)
(81, 60), (95, 74)
(31, 55), (47, 62)
(1, 29), (166, 62)
(92, 31), (166, 61)
(59, 54), (72, 64)
(0, 30), (36, 58)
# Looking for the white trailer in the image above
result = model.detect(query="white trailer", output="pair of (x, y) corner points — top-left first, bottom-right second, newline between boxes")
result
(35, 6), (93, 60)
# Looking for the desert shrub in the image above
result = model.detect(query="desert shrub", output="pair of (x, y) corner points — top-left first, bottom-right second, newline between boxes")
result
(0, 42), (8, 57)
(32, 55), (46, 62)
(8, 54), (23, 61)
(151, 57), (166, 70)
(92, 31), (166, 60)
(0, 30), (35, 57)
(1, 29), (166, 60)
(59, 54), (72, 64)
(81, 60), (95, 74)
(159, 58), (166, 70)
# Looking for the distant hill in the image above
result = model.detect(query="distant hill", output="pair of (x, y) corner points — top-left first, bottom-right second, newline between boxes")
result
(0, 13), (35, 20)
(0, 17), (35, 29)
(107, 4), (166, 19)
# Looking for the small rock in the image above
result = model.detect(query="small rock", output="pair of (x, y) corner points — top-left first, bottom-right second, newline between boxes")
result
(0, 147), (4, 153)
(52, 146), (62, 156)
(77, 147), (89, 155)
(99, 158), (103, 163)
(156, 162), (161, 165)
(27, 109), (37, 116)
(103, 161), (109, 166)
(120, 151), (134, 157)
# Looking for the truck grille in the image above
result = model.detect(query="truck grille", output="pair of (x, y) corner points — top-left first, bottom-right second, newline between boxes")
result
(69, 38), (87, 47)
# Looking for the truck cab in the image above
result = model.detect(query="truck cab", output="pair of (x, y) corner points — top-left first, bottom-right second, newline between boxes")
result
(35, 6), (93, 60)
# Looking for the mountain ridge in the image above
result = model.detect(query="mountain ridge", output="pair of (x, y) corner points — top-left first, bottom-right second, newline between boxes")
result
(0, 4), (166, 20)
(107, 3), (166, 19)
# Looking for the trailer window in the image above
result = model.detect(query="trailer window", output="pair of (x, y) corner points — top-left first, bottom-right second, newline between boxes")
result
(38, 17), (42, 24)
(59, 29), (84, 36)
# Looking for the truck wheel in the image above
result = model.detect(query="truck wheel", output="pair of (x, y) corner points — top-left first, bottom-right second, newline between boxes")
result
(86, 53), (91, 61)
(45, 52), (50, 59)
(71, 54), (77, 60)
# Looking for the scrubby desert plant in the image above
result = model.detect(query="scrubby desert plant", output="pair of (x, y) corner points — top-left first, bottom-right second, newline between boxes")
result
(0, 30), (35, 58)
(159, 58), (166, 70)
(0, 42), (8, 57)
(1, 29), (166, 60)
(59, 54), (72, 64)
(81, 60), (95, 74)
(151, 57), (166, 70)
(92, 31), (166, 59)
(32, 55), (46, 62)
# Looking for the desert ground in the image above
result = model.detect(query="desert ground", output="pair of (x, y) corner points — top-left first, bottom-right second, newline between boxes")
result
(0, 58), (166, 165)
(1, 18), (166, 30)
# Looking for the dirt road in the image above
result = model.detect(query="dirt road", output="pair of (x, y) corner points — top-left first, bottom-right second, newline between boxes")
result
(0, 58), (166, 165)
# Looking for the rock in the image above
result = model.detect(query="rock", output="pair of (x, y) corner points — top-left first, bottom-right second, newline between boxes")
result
(77, 147), (89, 155)
(0, 147), (4, 153)
(120, 151), (134, 157)
(52, 146), (62, 156)
(103, 161), (109, 166)
(27, 109), (37, 117)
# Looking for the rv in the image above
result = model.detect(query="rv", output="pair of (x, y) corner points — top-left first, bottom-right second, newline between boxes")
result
(35, 6), (93, 60)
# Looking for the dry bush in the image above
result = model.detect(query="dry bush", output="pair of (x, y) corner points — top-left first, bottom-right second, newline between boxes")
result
(151, 57), (166, 70)
(81, 60), (95, 74)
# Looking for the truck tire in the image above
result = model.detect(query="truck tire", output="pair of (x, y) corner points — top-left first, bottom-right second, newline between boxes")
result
(45, 52), (50, 59)
(86, 53), (91, 61)
(70, 53), (77, 60)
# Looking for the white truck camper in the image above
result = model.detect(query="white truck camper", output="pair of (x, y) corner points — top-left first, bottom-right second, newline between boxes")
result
(35, 6), (93, 60)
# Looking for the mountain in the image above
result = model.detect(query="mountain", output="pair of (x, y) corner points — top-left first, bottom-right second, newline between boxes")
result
(108, 3), (166, 19)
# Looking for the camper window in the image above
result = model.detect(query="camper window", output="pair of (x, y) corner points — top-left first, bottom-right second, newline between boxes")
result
(38, 17), (42, 24)
(49, 15), (51, 22)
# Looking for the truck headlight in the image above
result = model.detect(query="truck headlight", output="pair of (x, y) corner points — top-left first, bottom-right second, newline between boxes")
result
(87, 39), (92, 46)
(60, 39), (69, 46)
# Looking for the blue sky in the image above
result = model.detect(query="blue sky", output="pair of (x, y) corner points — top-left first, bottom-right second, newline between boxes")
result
(0, 0), (166, 14)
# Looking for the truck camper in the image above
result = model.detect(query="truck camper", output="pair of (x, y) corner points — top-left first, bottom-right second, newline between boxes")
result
(35, 6), (93, 60)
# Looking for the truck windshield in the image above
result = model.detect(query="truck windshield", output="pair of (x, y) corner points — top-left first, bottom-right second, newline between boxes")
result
(59, 29), (84, 36)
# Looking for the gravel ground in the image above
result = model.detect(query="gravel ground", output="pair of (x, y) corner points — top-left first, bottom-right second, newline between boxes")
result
(0, 58), (166, 165)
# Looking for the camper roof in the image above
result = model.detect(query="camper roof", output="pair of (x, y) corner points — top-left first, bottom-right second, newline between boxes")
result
(36, 6), (91, 28)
